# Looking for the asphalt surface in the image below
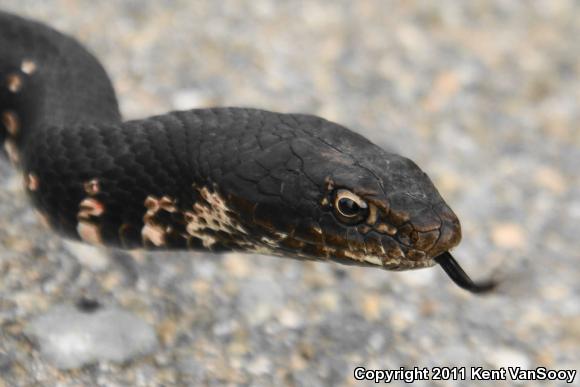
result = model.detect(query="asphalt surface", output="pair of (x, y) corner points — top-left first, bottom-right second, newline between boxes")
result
(0, 1), (578, 386)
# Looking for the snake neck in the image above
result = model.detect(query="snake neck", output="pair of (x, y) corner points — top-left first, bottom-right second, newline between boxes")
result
(0, 11), (121, 161)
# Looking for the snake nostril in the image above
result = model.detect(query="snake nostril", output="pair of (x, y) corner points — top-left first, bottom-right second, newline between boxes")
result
(411, 230), (419, 243)
(428, 208), (462, 257)
(414, 229), (440, 251)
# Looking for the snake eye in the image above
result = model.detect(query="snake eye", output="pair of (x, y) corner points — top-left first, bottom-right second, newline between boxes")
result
(333, 189), (369, 224)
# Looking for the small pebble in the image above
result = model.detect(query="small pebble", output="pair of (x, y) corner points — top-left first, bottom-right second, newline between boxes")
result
(247, 356), (272, 376)
(277, 308), (303, 329)
(487, 347), (530, 370)
(534, 166), (566, 194)
(25, 304), (158, 369)
(397, 267), (436, 287)
(238, 279), (284, 325)
(171, 89), (211, 110)
(360, 293), (381, 321)
(490, 223), (527, 249)
(62, 240), (110, 271)
(223, 253), (251, 277)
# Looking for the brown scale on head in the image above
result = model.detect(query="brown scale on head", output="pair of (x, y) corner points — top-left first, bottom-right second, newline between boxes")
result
(235, 171), (461, 271)
(315, 183), (461, 268)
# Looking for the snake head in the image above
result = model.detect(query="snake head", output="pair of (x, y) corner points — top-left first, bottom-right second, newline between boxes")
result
(315, 151), (463, 271)
(221, 113), (460, 270)
(219, 112), (493, 292)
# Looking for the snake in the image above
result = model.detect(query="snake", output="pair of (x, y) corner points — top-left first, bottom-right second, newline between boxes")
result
(0, 11), (494, 293)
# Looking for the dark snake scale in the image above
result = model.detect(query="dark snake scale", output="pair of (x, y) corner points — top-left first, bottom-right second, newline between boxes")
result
(0, 11), (494, 293)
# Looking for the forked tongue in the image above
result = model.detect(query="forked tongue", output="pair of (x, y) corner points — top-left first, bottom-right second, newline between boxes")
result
(434, 251), (496, 294)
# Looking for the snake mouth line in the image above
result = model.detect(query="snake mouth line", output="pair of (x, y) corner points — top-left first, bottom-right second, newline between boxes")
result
(434, 251), (496, 294)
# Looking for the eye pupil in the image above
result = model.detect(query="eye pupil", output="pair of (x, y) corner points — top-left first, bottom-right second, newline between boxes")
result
(332, 189), (369, 224)
(338, 198), (360, 216)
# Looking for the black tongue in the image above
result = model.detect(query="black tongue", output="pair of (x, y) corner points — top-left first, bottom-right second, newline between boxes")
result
(434, 252), (496, 294)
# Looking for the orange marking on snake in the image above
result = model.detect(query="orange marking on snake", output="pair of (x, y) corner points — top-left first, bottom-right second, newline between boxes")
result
(6, 73), (23, 93)
(78, 198), (104, 218)
(2, 111), (20, 137)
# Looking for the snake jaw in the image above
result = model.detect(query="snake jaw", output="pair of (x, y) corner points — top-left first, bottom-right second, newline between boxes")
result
(434, 252), (496, 294)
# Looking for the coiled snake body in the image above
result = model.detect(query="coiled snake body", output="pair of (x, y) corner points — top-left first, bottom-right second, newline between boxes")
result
(0, 12), (493, 293)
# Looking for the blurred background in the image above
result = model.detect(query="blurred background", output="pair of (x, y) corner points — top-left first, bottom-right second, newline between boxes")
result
(0, 1), (578, 386)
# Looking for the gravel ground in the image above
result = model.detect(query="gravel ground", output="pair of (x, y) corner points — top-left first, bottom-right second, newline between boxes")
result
(0, 1), (578, 386)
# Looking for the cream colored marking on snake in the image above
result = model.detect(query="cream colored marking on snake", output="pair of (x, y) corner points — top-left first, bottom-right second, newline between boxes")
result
(342, 248), (397, 267)
(183, 186), (248, 248)
(199, 187), (247, 234)
(83, 179), (100, 195)
(159, 196), (177, 212)
(183, 209), (219, 248)
(311, 225), (322, 235)
(25, 173), (39, 191)
(259, 230), (288, 248)
(4, 139), (20, 165)
(77, 221), (103, 245)
(247, 239), (408, 268)
(260, 236), (280, 248)
(248, 244), (277, 256)
(141, 223), (166, 247)
(386, 243), (405, 259)
(376, 223), (397, 236)
(21, 59), (37, 75)
(144, 195), (160, 212)
(141, 195), (177, 247)
(76, 181), (106, 244)
(140, 190), (247, 249)
(6, 73), (22, 93)
(366, 203), (378, 225)
(364, 255), (383, 266)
